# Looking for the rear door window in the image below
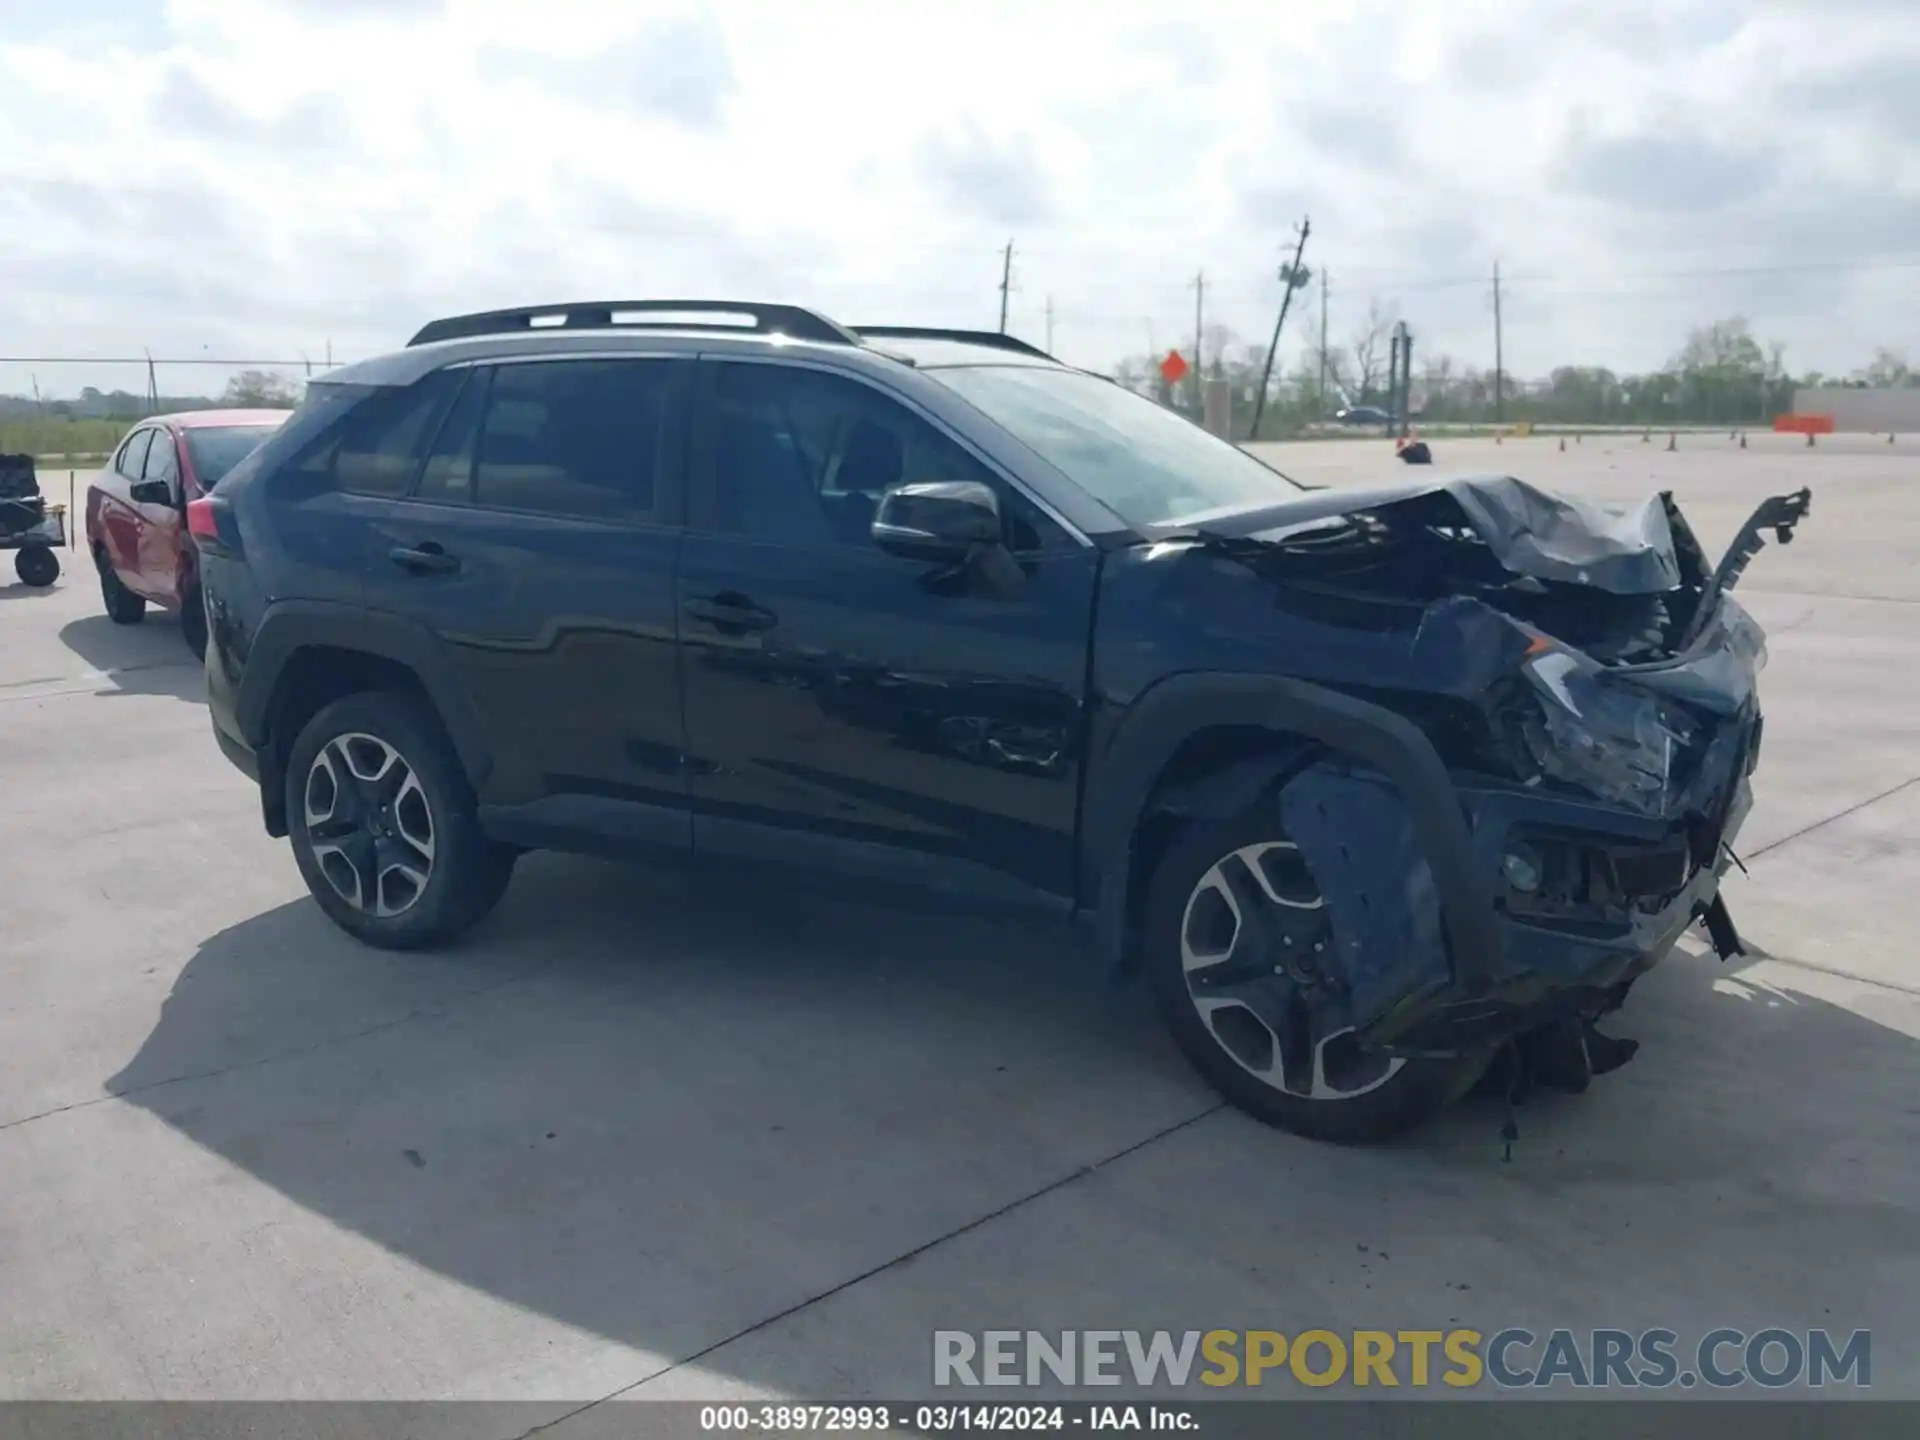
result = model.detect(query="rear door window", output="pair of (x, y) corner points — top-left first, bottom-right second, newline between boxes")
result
(464, 359), (674, 524)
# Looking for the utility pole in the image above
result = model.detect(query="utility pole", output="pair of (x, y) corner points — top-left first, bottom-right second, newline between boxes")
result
(1317, 269), (1329, 413)
(1250, 215), (1312, 441)
(1492, 260), (1505, 426)
(998, 240), (1016, 334)
(1191, 271), (1205, 413)
(1045, 295), (1055, 354)
(1391, 321), (1414, 438)
(1388, 328), (1403, 435)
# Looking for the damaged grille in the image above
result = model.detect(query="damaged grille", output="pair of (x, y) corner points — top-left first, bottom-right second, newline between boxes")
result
(1505, 832), (1695, 923)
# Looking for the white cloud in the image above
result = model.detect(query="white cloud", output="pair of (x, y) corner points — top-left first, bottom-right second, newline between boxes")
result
(1, 0), (1917, 400)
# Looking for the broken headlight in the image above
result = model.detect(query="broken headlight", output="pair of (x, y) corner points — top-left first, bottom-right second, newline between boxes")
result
(1518, 647), (1697, 816)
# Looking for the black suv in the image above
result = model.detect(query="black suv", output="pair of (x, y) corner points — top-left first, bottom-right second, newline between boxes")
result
(197, 300), (1805, 1142)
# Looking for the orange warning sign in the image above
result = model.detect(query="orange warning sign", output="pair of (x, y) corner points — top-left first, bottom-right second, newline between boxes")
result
(1159, 350), (1190, 385)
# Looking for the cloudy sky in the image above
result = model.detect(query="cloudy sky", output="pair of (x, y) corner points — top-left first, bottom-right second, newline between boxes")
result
(0, 0), (1915, 399)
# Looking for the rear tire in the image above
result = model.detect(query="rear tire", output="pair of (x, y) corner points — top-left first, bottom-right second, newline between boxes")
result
(96, 548), (145, 622)
(15, 546), (59, 587)
(285, 689), (516, 950)
(1142, 807), (1489, 1144)
(180, 583), (208, 660)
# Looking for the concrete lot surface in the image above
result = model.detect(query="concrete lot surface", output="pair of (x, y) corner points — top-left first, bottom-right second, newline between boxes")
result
(0, 433), (1913, 1415)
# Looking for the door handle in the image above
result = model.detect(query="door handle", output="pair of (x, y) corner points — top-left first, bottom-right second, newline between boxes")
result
(684, 593), (778, 634)
(390, 543), (460, 575)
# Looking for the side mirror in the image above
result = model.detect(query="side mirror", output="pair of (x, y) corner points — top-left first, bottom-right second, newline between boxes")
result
(129, 479), (173, 506)
(871, 481), (1001, 563)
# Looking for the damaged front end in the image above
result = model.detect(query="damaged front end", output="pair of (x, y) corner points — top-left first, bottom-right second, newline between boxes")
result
(1180, 477), (1811, 1076)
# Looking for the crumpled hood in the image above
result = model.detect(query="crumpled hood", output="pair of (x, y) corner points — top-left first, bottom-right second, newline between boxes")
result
(1177, 473), (1684, 595)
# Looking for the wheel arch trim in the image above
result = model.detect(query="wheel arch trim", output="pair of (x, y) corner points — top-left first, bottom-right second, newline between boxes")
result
(1081, 671), (1500, 994)
(236, 601), (494, 791)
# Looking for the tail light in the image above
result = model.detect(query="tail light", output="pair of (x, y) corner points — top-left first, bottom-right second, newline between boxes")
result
(187, 494), (240, 557)
(186, 496), (220, 541)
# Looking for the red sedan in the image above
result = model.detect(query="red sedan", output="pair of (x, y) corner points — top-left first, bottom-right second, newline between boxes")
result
(86, 408), (290, 657)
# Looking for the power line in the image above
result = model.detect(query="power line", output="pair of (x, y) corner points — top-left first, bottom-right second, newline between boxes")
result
(1320, 255), (1920, 294)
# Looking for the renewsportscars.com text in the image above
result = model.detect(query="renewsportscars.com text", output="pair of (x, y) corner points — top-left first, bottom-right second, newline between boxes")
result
(933, 1328), (1871, 1391)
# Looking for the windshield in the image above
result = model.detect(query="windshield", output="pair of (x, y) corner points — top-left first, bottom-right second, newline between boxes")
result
(186, 426), (285, 487)
(930, 365), (1304, 527)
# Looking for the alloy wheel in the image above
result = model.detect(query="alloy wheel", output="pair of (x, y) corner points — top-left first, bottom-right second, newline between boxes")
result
(302, 732), (436, 918)
(1179, 840), (1405, 1100)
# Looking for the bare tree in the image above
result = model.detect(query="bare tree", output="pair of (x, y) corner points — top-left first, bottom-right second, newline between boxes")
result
(1858, 348), (1913, 387)
(1346, 299), (1398, 403)
(222, 369), (302, 407)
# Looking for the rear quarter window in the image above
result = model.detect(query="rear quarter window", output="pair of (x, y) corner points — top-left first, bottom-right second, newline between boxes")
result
(251, 374), (461, 500)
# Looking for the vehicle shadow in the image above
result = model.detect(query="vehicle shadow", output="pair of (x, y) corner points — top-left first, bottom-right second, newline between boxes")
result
(106, 855), (1920, 1398)
(0, 581), (65, 605)
(105, 855), (1206, 1379)
(57, 613), (205, 702)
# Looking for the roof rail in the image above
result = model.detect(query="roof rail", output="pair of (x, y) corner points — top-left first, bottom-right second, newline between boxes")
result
(407, 300), (861, 349)
(852, 326), (1055, 360)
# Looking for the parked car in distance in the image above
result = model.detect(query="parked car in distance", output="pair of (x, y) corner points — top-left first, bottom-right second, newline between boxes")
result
(195, 300), (1801, 1144)
(87, 409), (291, 656)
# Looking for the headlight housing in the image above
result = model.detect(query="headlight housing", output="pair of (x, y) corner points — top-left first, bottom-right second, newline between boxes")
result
(1518, 647), (1697, 816)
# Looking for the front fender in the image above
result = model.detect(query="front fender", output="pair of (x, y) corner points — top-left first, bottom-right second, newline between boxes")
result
(1080, 671), (1500, 995)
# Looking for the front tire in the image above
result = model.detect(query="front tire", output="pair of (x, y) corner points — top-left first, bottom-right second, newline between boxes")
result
(285, 690), (515, 950)
(96, 547), (145, 622)
(15, 546), (59, 587)
(1143, 808), (1488, 1144)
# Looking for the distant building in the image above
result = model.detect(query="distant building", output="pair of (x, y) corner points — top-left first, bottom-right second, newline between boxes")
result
(1792, 387), (1920, 432)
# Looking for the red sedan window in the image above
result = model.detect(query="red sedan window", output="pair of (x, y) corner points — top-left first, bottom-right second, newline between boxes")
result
(185, 426), (284, 488)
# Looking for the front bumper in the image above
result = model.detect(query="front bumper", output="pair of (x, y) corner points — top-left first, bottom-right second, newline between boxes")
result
(1376, 766), (1753, 1054)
